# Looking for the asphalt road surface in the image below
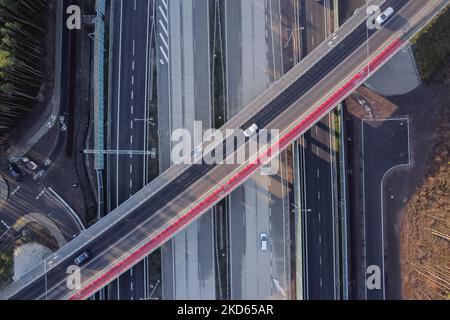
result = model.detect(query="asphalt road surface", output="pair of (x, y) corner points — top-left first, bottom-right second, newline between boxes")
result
(106, 0), (152, 300)
(362, 118), (410, 300)
(5, 0), (442, 300)
(157, 0), (216, 300)
(225, 0), (291, 300)
(299, 0), (339, 300)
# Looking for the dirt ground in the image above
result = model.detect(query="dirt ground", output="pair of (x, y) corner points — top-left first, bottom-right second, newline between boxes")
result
(400, 101), (449, 300)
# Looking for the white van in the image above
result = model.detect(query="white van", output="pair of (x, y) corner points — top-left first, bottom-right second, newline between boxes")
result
(244, 123), (259, 138)
(376, 7), (394, 25)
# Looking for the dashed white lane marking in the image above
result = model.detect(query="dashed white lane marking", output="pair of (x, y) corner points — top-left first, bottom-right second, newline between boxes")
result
(317, 169), (320, 179)
(36, 190), (45, 200)
(132, 61), (135, 70)
(319, 234), (322, 244)
(1, 220), (11, 229)
(10, 186), (20, 196)
(131, 76), (134, 85)
(130, 180), (133, 189)
(131, 105), (134, 115)
(318, 191), (321, 200)
(130, 165), (133, 174)
(131, 90), (134, 100)
(130, 120), (133, 130)
(130, 135), (133, 144)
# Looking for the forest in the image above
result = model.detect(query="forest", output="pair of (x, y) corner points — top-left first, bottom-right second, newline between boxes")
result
(0, 0), (48, 141)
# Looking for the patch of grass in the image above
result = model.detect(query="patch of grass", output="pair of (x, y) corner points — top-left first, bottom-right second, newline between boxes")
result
(411, 4), (450, 83)
(0, 247), (14, 289)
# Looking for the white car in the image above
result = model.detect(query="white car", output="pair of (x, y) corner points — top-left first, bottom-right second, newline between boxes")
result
(376, 7), (394, 25)
(244, 123), (259, 138)
(22, 157), (38, 171)
(260, 233), (268, 251)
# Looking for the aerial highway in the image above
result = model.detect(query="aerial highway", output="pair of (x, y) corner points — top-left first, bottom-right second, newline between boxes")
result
(1, 0), (447, 300)
(106, 0), (152, 300)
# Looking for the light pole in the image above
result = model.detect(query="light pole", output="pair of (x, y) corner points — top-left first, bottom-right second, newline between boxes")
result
(284, 26), (305, 49)
(291, 203), (312, 214)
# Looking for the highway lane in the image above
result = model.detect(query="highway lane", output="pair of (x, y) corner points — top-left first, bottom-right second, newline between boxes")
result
(6, 0), (443, 300)
(226, 0), (291, 300)
(299, 0), (338, 300)
(225, 0), (272, 300)
(158, 0), (216, 300)
(362, 118), (410, 300)
(106, 0), (152, 300)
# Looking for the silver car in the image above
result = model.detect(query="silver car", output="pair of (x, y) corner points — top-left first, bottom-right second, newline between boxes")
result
(260, 233), (268, 251)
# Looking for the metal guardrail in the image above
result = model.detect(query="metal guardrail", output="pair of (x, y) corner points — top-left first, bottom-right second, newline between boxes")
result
(94, 0), (106, 170)
(337, 105), (349, 300)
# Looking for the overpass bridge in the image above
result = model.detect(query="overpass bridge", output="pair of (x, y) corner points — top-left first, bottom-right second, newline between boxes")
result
(1, 0), (448, 300)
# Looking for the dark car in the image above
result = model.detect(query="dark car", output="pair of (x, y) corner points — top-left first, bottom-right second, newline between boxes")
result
(74, 251), (91, 266)
(8, 164), (21, 181)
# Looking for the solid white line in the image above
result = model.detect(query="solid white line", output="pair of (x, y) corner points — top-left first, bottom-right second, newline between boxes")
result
(115, 0), (124, 208)
(328, 113), (337, 299)
(362, 118), (368, 300)
(143, 1), (151, 185)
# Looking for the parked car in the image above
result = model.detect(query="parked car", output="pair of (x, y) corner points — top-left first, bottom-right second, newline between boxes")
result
(22, 157), (38, 171)
(376, 7), (394, 25)
(8, 164), (21, 181)
(74, 251), (91, 266)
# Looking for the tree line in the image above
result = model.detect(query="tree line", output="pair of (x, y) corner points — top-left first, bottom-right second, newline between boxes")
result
(0, 0), (48, 139)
